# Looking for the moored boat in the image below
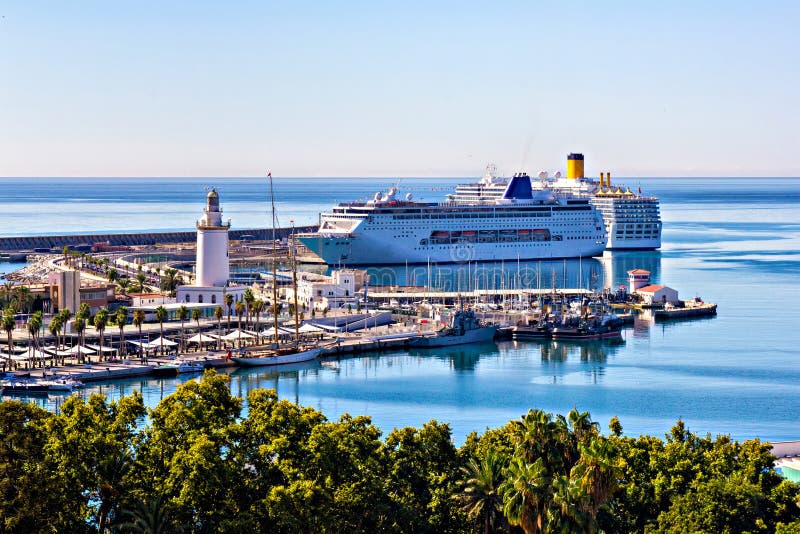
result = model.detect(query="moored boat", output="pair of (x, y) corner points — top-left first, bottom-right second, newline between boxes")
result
(654, 299), (717, 319)
(232, 346), (324, 367)
(176, 360), (207, 373)
(408, 310), (497, 348)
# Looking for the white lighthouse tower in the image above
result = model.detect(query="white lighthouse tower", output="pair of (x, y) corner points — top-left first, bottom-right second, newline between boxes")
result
(177, 188), (244, 307)
(196, 188), (229, 287)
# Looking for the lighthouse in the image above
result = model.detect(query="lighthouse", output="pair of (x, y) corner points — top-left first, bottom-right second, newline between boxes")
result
(177, 189), (244, 308)
(196, 188), (230, 287)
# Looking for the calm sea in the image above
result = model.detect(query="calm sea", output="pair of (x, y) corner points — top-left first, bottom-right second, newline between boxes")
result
(2, 177), (799, 442)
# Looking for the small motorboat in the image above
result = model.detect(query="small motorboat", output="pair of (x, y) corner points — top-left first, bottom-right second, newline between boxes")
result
(176, 360), (206, 374)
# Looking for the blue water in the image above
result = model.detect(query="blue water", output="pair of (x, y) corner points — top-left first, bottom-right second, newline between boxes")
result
(3, 177), (800, 443)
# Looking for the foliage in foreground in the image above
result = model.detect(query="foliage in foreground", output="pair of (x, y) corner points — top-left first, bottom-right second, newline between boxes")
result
(0, 371), (797, 533)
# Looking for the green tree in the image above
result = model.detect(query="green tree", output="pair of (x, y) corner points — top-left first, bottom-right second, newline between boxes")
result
(456, 450), (506, 534)
(0, 401), (62, 532)
(58, 308), (73, 358)
(72, 317), (86, 363)
(133, 371), (242, 530)
(77, 302), (91, 322)
(243, 288), (255, 329)
(94, 309), (109, 363)
(133, 310), (146, 362)
(117, 495), (184, 533)
(214, 306), (224, 350)
(45, 392), (146, 532)
(234, 301), (245, 347)
(49, 316), (63, 363)
(177, 305), (189, 353)
(3, 305), (17, 369)
(155, 306), (168, 356)
(251, 299), (264, 341)
(116, 307), (129, 359)
(191, 307), (201, 332)
(224, 293), (234, 333)
(27, 311), (43, 367)
(384, 421), (465, 532)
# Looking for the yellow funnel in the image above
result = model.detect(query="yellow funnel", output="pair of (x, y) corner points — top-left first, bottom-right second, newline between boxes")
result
(567, 153), (584, 180)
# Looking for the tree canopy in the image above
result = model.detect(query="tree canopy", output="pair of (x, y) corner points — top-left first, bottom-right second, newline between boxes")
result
(0, 372), (797, 533)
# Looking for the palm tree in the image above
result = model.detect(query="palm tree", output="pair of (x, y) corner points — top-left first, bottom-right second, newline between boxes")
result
(457, 451), (506, 534)
(118, 278), (130, 294)
(234, 301), (245, 348)
(133, 310), (146, 362)
(27, 311), (43, 368)
(155, 306), (168, 356)
(572, 438), (619, 518)
(191, 308), (202, 351)
(213, 306), (224, 350)
(94, 309), (109, 363)
(243, 288), (255, 329)
(117, 495), (182, 533)
(2, 307), (16, 369)
(58, 309), (72, 354)
(116, 307), (128, 359)
(72, 318), (86, 363)
(224, 293), (234, 333)
(49, 316), (62, 364)
(501, 456), (549, 534)
(177, 305), (189, 353)
(251, 299), (264, 343)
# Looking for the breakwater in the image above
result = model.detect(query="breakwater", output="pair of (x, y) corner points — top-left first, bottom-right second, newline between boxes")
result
(0, 226), (317, 252)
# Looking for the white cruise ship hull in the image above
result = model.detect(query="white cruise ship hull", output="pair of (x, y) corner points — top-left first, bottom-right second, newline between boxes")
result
(298, 233), (606, 265)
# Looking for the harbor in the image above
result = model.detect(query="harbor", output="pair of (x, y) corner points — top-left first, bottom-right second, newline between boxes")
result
(0, 176), (796, 446)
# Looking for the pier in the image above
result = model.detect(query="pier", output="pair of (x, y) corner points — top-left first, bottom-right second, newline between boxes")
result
(0, 226), (316, 253)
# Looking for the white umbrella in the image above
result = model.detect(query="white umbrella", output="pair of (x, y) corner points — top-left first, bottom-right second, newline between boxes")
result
(85, 344), (117, 353)
(186, 333), (218, 343)
(68, 345), (97, 355)
(15, 348), (51, 361)
(259, 326), (293, 339)
(146, 337), (178, 349)
(298, 323), (325, 334)
(221, 329), (255, 341)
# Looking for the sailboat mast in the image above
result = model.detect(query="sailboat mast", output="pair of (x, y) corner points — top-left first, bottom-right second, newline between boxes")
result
(270, 174), (279, 345)
(291, 221), (299, 344)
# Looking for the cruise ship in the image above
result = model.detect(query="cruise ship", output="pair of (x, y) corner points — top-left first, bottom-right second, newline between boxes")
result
(297, 173), (607, 266)
(448, 154), (662, 250)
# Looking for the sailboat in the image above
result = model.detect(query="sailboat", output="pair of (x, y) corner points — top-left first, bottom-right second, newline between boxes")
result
(232, 174), (325, 367)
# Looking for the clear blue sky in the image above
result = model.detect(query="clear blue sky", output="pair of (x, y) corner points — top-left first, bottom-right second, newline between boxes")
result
(1, 1), (798, 177)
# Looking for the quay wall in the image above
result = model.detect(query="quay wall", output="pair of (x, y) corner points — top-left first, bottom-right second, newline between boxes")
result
(0, 226), (317, 252)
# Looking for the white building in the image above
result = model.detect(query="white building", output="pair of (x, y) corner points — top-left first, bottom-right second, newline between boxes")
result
(176, 189), (246, 307)
(636, 284), (679, 305)
(627, 269), (652, 293)
(129, 293), (176, 307)
(286, 269), (367, 311)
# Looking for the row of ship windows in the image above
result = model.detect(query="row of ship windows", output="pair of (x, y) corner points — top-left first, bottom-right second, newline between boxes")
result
(365, 216), (593, 227)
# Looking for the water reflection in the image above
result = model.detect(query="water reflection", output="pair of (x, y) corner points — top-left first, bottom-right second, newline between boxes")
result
(310, 250), (665, 294)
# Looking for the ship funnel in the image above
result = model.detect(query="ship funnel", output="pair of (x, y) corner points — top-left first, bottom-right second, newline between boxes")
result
(607, 171), (611, 187)
(567, 153), (584, 180)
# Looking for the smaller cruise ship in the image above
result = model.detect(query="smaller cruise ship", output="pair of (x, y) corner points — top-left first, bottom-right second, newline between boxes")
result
(448, 154), (662, 250)
(298, 173), (607, 266)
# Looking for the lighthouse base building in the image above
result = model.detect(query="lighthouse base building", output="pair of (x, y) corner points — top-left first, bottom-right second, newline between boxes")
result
(177, 188), (245, 308)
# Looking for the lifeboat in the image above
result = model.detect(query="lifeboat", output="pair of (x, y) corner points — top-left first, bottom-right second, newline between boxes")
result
(431, 231), (450, 237)
(462, 231), (476, 236)
(517, 229), (531, 235)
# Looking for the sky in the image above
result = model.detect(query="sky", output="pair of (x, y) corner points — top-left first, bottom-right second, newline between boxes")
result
(1, 1), (798, 178)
